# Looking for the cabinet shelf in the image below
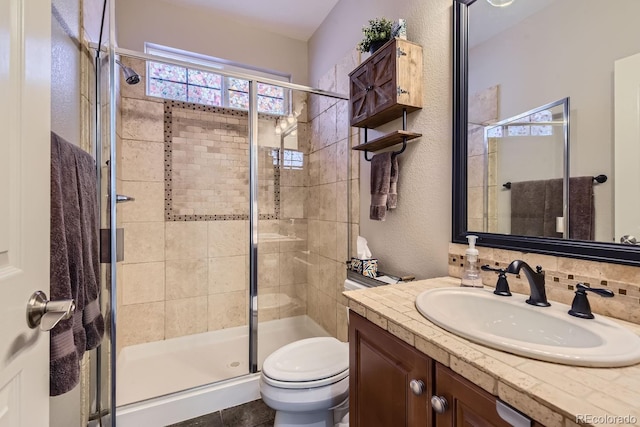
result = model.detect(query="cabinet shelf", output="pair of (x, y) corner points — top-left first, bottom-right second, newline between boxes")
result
(352, 130), (421, 153)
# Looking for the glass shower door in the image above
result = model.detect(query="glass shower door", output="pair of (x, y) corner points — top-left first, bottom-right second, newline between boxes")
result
(112, 55), (251, 407)
(255, 89), (353, 370)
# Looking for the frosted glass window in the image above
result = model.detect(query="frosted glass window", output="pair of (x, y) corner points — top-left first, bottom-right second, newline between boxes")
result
(487, 127), (503, 138)
(229, 90), (249, 110)
(188, 86), (222, 106)
(149, 62), (187, 82)
(486, 110), (554, 139)
(530, 110), (553, 136)
(258, 95), (285, 115)
(272, 149), (304, 170)
(188, 69), (222, 88)
(148, 78), (187, 101)
(147, 59), (287, 114)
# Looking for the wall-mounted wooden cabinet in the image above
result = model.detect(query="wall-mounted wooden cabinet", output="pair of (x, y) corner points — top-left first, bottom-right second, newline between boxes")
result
(349, 38), (423, 129)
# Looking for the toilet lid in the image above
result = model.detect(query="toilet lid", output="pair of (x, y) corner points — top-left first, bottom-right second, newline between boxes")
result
(262, 337), (349, 383)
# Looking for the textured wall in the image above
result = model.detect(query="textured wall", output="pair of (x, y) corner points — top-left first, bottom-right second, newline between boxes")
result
(304, 50), (359, 342)
(50, 0), (96, 425)
(309, 0), (453, 280)
(51, 0), (81, 146)
(308, 0), (411, 86)
(115, 0), (309, 85)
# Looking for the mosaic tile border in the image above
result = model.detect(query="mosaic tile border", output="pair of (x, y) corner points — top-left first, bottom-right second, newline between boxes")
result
(448, 252), (640, 319)
(448, 254), (640, 296)
(164, 100), (280, 221)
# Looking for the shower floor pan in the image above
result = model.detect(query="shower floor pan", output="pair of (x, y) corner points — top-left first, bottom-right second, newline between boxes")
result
(116, 315), (329, 406)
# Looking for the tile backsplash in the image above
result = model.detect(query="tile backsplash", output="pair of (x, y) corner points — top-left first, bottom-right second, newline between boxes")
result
(449, 243), (640, 324)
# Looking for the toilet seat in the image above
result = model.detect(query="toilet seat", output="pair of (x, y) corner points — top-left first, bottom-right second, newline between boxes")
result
(262, 337), (349, 389)
(262, 368), (349, 389)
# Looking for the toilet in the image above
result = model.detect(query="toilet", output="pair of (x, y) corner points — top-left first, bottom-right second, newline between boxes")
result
(260, 336), (349, 427)
(260, 278), (371, 427)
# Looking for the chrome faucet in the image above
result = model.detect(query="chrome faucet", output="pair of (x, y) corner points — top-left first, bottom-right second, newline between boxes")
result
(506, 260), (550, 307)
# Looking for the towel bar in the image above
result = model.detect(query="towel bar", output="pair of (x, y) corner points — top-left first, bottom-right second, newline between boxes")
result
(503, 174), (607, 189)
(358, 108), (416, 161)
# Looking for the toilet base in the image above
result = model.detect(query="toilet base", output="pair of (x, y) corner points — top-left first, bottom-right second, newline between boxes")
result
(272, 397), (349, 427)
(274, 410), (333, 427)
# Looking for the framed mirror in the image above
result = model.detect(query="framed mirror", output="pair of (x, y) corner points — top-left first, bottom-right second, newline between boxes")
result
(452, 0), (640, 265)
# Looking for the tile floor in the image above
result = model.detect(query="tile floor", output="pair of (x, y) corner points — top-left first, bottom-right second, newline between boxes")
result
(167, 399), (275, 427)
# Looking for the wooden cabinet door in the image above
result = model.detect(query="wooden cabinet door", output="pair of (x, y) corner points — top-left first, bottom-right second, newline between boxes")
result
(349, 312), (432, 427)
(434, 363), (515, 427)
(348, 41), (396, 127)
(350, 62), (370, 126)
(368, 42), (397, 118)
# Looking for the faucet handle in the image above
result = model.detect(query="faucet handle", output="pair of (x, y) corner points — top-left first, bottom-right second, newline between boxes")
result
(481, 265), (502, 273)
(576, 283), (614, 298)
(481, 265), (512, 296)
(568, 283), (614, 319)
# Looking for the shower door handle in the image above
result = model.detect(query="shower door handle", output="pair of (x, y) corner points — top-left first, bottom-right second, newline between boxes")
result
(116, 194), (136, 203)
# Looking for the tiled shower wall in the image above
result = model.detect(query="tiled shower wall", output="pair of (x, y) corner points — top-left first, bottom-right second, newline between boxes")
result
(115, 57), (311, 352)
(169, 107), (253, 217)
(306, 49), (361, 342)
(467, 85), (498, 232)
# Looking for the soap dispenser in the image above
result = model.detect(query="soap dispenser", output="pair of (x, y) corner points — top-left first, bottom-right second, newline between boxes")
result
(461, 235), (483, 288)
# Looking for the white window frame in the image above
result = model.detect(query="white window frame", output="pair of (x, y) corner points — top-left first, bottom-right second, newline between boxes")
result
(144, 43), (291, 115)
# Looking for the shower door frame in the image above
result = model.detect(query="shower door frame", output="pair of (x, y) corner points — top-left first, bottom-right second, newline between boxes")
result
(102, 23), (349, 426)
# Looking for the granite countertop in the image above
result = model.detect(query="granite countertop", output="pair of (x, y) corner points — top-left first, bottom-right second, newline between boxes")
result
(343, 277), (640, 427)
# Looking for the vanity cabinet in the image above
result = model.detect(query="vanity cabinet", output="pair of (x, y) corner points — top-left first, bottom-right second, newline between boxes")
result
(349, 38), (423, 128)
(434, 363), (517, 427)
(349, 312), (538, 427)
(349, 311), (433, 427)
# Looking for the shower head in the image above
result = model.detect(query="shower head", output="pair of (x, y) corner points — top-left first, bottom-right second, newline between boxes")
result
(115, 60), (140, 85)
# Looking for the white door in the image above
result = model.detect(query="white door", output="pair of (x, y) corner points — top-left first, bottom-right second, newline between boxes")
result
(0, 0), (52, 426)
(614, 52), (640, 243)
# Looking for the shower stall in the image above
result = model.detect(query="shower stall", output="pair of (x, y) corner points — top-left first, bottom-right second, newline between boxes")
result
(91, 3), (355, 426)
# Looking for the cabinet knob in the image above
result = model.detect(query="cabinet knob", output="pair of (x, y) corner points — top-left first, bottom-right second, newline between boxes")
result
(430, 395), (448, 414)
(365, 85), (374, 92)
(409, 379), (425, 396)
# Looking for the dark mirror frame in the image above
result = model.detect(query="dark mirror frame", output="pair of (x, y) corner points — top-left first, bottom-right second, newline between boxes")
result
(451, 0), (640, 266)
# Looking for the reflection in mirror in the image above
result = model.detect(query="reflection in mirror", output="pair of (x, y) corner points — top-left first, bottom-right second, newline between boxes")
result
(469, 0), (640, 246)
(452, 0), (640, 266)
(468, 98), (574, 238)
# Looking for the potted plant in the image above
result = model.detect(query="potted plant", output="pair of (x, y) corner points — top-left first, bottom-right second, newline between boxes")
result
(357, 18), (393, 54)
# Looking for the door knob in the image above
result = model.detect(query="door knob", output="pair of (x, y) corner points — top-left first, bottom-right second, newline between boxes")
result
(430, 395), (448, 414)
(409, 379), (425, 395)
(26, 291), (75, 331)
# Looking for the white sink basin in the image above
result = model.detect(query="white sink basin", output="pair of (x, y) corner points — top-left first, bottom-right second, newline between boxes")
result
(415, 287), (640, 367)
